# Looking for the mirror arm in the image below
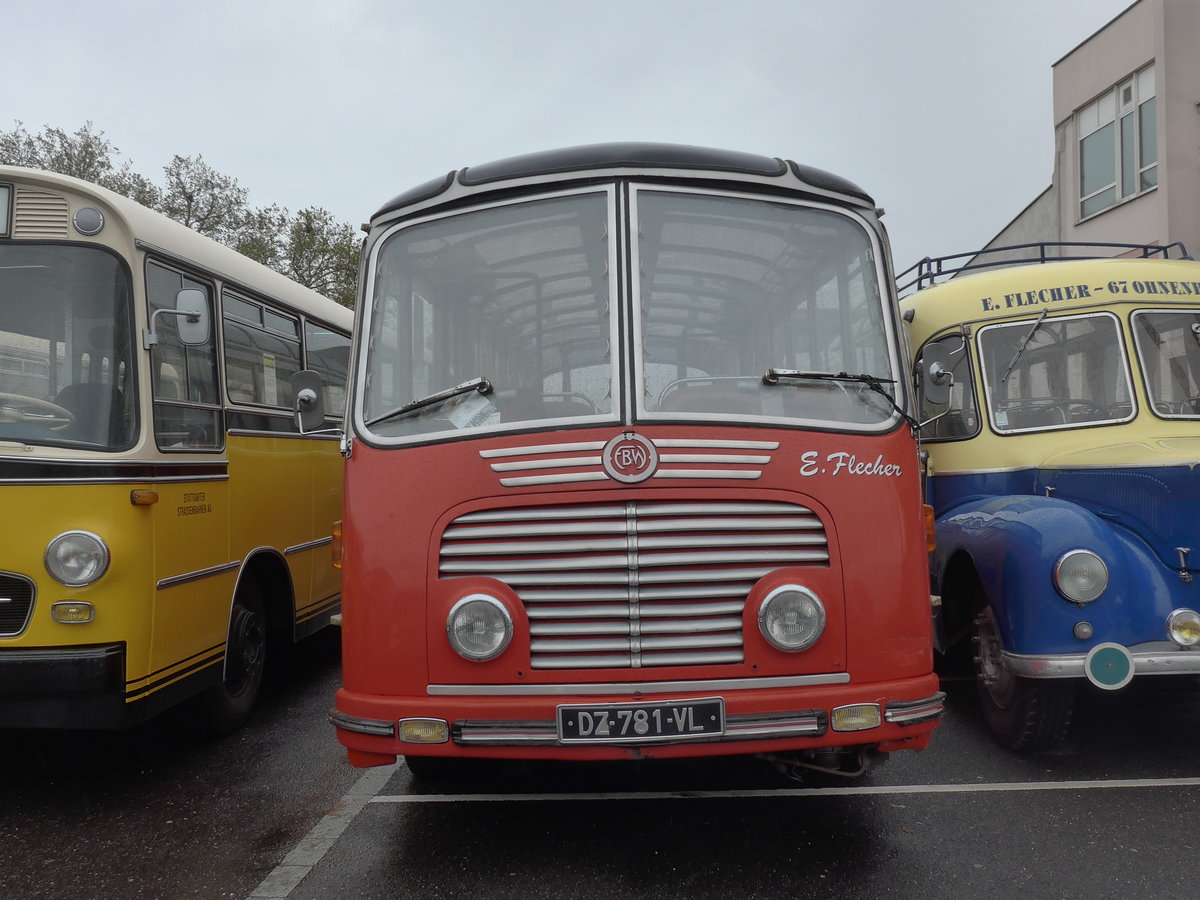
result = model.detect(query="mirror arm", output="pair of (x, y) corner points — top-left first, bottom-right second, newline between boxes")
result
(141, 307), (201, 350)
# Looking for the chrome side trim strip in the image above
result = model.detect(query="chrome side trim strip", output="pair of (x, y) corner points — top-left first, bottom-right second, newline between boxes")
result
(156, 560), (240, 590)
(428, 673), (851, 696)
(490, 456), (602, 472)
(500, 472), (610, 487)
(653, 469), (762, 480)
(285, 536), (334, 556)
(652, 439), (780, 450)
(481, 441), (607, 458)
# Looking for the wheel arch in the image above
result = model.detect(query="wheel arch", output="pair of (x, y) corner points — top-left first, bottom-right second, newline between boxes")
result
(232, 547), (297, 644)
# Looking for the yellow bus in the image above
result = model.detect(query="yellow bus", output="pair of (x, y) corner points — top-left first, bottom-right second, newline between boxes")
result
(0, 166), (353, 732)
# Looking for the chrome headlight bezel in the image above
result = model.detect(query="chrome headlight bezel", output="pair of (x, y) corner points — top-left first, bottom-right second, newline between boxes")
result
(446, 593), (513, 661)
(44, 530), (110, 587)
(1053, 549), (1108, 605)
(757, 584), (826, 652)
(1166, 608), (1200, 647)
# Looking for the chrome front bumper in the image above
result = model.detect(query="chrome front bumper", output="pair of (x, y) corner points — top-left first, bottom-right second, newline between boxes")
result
(1005, 641), (1200, 680)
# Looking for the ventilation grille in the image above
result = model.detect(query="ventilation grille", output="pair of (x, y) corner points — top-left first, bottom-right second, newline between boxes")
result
(0, 573), (36, 637)
(14, 188), (70, 239)
(439, 500), (829, 670)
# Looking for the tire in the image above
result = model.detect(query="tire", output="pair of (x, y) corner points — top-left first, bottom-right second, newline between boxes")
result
(194, 581), (267, 736)
(973, 607), (1074, 751)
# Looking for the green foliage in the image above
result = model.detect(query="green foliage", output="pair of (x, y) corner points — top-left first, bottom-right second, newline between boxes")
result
(0, 120), (359, 308)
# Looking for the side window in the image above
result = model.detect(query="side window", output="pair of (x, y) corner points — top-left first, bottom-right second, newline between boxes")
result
(304, 322), (351, 418)
(146, 261), (223, 450)
(222, 292), (302, 409)
(917, 334), (978, 440)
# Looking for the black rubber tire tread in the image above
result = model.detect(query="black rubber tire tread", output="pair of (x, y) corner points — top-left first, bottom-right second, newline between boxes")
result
(973, 607), (1074, 752)
(193, 581), (267, 736)
(978, 676), (1075, 752)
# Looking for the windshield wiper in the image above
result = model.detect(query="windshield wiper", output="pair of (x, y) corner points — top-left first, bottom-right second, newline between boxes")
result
(762, 368), (917, 429)
(366, 376), (493, 428)
(1001, 311), (1047, 383)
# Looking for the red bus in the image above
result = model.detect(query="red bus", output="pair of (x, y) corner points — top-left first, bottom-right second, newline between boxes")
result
(315, 144), (945, 779)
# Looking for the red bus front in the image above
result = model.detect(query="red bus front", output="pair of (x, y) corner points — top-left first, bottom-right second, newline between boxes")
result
(331, 144), (943, 778)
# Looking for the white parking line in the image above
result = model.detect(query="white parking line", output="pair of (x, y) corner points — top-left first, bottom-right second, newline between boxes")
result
(249, 771), (1200, 898)
(247, 762), (399, 899)
(370, 776), (1200, 803)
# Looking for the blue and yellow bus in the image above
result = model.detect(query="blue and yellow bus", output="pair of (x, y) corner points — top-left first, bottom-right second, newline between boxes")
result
(901, 243), (1200, 750)
(1, 166), (352, 732)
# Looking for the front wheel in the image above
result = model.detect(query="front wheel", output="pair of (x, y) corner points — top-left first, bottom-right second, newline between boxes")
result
(194, 582), (267, 735)
(973, 607), (1074, 751)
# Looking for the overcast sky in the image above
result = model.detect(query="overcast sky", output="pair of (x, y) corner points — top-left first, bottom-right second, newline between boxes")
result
(7, 0), (1134, 274)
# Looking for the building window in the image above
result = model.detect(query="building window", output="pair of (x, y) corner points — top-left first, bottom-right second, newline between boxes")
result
(1078, 65), (1157, 219)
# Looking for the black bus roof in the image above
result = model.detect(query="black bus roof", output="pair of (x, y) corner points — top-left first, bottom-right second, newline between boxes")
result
(372, 142), (874, 220)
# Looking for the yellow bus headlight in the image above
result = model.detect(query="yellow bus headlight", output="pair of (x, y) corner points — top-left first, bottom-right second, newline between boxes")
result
(45, 531), (110, 586)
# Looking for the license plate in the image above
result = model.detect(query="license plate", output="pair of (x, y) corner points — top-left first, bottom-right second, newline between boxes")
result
(557, 698), (725, 744)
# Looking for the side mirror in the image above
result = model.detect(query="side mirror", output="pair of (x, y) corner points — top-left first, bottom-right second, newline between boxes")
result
(920, 344), (954, 407)
(142, 289), (211, 349)
(174, 289), (210, 346)
(292, 369), (327, 433)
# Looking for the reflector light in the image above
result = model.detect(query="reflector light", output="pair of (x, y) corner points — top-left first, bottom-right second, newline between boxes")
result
(331, 520), (344, 569)
(832, 704), (881, 732)
(399, 718), (450, 743)
(51, 601), (95, 624)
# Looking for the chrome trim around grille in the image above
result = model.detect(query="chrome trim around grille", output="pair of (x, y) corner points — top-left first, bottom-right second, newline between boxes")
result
(440, 500), (829, 670)
(483, 437), (781, 487)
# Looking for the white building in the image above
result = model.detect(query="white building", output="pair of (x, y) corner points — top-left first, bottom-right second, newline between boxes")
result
(973, 0), (1199, 265)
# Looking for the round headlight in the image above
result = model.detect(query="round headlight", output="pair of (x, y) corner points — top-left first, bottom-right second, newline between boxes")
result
(446, 594), (513, 661)
(1053, 550), (1108, 604)
(45, 531), (110, 586)
(1166, 608), (1200, 647)
(758, 585), (825, 652)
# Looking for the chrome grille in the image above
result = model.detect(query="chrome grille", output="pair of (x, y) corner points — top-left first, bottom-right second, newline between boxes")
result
(439, 501), (829, 669)
(0, 573), (36, 637)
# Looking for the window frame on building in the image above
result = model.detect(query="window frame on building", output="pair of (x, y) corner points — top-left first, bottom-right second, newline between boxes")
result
(1077, 64), (1157, 221)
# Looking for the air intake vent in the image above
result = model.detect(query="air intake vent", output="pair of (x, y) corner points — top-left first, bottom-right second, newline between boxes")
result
(0, 573), (36, 637)
(439, 500), (829, 670)
(14, 188), (70, 239)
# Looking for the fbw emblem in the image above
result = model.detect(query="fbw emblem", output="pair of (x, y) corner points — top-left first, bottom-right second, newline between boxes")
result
(602, 432), (659, 483)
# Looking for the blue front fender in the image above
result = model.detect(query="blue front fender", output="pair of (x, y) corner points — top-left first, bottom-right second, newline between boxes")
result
(934, 494), (1177, 656)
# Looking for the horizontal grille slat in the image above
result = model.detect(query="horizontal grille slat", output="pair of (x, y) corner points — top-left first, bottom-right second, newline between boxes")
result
(439, 499), (828, 670)
(531, 616), (744, 635)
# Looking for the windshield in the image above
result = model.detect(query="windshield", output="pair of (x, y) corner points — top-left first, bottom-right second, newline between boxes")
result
(634, 190), (896, 426)
(977, 312), (1134, 432)
(359, 185), (900, 442)
(361, 190), (617, 439)
(0, 244), (137, 450)
(1132, 309), (1200, 417)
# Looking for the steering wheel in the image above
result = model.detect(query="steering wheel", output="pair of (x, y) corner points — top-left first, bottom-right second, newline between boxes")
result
(0, 392), (75, 428)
